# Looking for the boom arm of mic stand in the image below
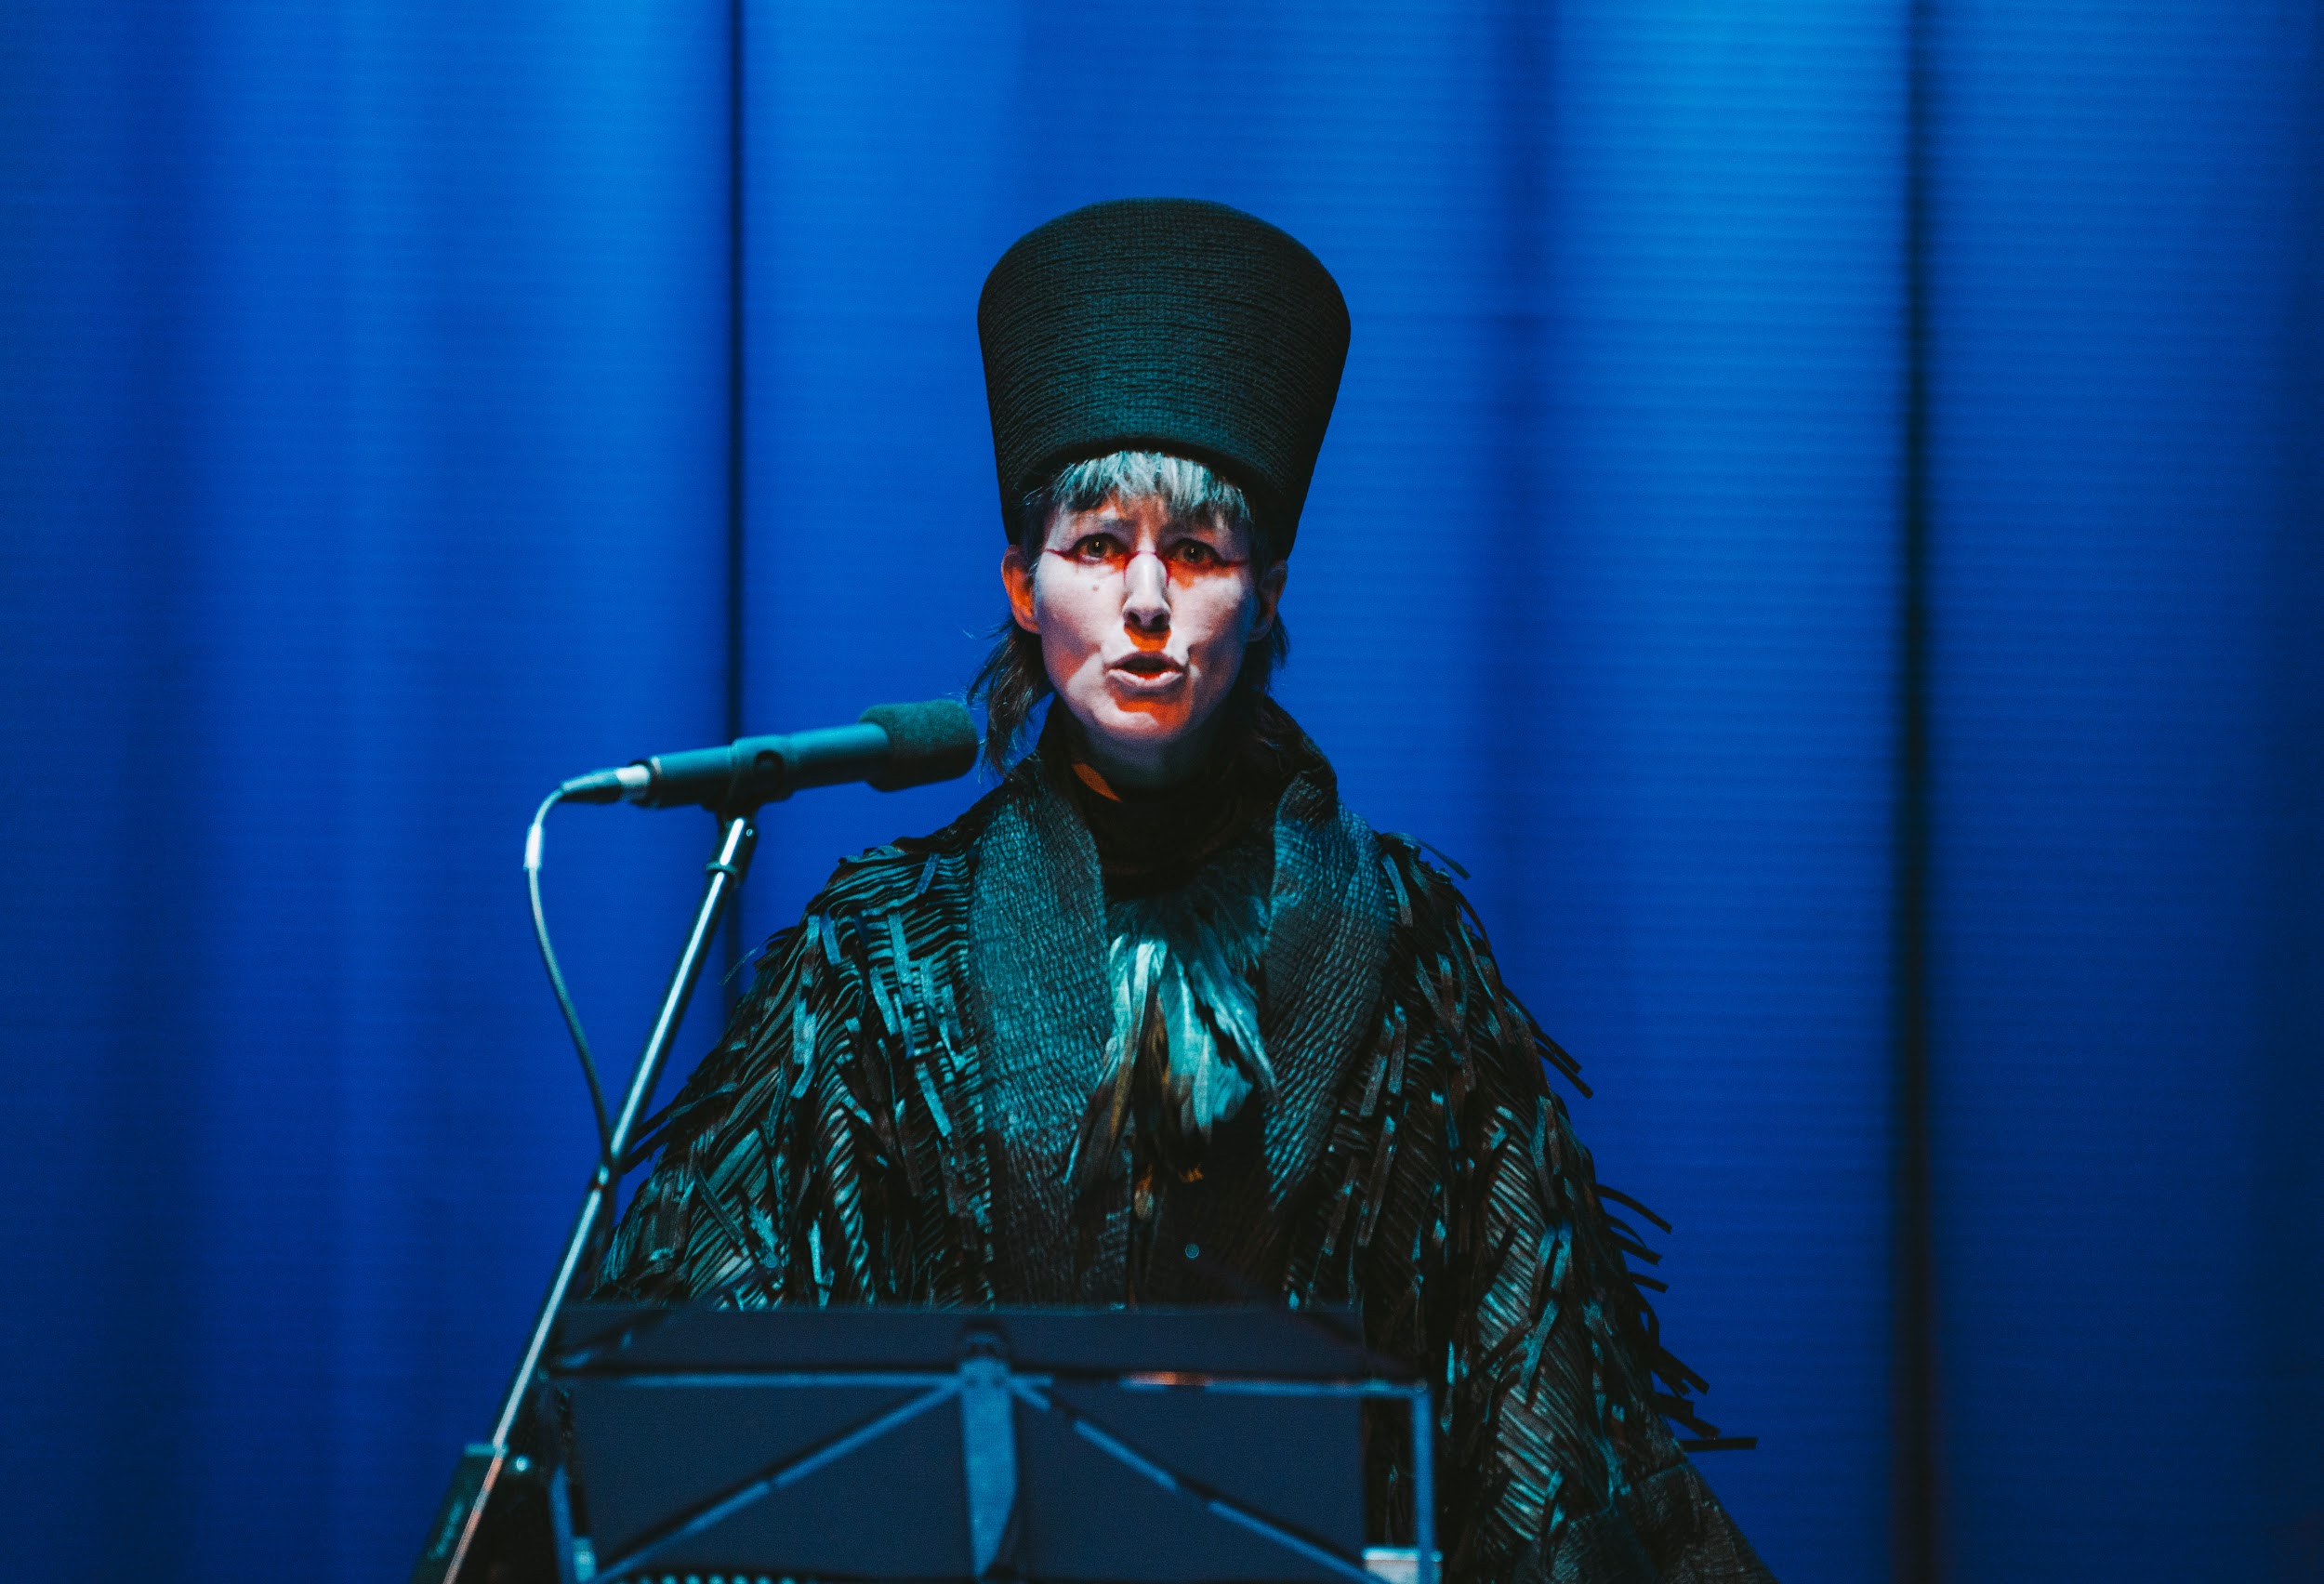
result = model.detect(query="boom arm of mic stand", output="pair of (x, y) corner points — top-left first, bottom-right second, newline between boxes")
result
(414, 810), (759, 1584)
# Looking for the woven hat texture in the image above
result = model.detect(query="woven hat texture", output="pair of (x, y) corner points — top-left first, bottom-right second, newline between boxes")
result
(978, 198), (1349, 551)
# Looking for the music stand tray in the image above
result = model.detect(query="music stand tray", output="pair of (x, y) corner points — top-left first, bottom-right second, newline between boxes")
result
(542, 1304), (1436, 1584)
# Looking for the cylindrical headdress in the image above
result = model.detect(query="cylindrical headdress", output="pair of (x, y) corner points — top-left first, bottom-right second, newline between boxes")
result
(977, 198), (1350, 552)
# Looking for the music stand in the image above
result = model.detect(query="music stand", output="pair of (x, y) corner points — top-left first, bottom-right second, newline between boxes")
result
(541, 1304), (1436, 1584)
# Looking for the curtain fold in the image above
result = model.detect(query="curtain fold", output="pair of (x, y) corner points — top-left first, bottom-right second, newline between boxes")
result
(1923, 2), (2324, 1575)
(2, 2), (2317, 1580)
(1, 4), (733, 1578)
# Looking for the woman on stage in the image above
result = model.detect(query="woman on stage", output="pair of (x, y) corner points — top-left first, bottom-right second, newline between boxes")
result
(597, 198), (1774, 1584)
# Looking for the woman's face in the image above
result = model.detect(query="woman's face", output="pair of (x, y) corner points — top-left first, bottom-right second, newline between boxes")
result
(1002, 493), (1287, 788)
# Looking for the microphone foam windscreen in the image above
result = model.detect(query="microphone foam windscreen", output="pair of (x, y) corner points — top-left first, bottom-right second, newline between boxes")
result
(859, 700), (980, 791)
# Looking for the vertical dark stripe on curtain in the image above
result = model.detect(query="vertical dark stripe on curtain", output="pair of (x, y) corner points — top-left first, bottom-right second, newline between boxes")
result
(1479, 0), (1553, 967)
(726, 0), (749, 749)
(1891, 0), (1937, 1578)
(723, 0), (751, 1005)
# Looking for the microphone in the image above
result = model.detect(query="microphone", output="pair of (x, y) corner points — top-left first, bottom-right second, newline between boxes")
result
(557, 699), (979, 812)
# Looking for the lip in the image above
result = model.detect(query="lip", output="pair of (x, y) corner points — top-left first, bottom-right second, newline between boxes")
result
(1107, 654), (1185, 691)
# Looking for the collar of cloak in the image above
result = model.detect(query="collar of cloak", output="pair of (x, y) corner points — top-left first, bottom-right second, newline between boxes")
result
(964, 699), (1393, 1275)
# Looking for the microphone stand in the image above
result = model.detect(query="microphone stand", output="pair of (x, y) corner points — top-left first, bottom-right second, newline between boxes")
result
(414, 808), (759, 1584)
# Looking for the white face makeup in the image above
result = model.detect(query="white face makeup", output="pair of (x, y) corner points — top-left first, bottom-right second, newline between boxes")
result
(1001, 493), (1287, 789)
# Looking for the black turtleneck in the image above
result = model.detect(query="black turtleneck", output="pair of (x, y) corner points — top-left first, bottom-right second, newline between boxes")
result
(1039, 697), (1301, 900)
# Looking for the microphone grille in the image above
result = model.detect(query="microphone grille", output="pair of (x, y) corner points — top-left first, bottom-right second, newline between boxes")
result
(859, 699), (980, 791)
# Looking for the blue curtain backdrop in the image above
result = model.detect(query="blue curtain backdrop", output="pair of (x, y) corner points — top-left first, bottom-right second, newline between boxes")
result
(2, 3), (2317, 1581)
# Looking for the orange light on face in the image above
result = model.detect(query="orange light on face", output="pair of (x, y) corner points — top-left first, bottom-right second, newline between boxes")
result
(999, 493), (1284, 788)
(1041, 540), (1251, 587)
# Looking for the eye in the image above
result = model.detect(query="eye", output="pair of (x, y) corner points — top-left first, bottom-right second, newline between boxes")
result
(1169, 539), (1222, 566)
(1071, 534), (1123, 562)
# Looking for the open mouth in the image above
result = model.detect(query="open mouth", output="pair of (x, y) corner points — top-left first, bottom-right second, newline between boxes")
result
(1110, 653), (1184, 687)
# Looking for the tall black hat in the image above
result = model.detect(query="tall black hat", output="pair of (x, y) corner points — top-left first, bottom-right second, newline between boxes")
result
(977, 198), (1350, 552)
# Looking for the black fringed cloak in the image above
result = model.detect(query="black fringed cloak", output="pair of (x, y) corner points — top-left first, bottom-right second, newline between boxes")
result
(595, 708), (1774, 1584)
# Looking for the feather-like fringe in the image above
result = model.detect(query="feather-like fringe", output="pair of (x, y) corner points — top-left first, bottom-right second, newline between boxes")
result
(593, 821), (997, 1309)
(1285, 834), (1733, 1577)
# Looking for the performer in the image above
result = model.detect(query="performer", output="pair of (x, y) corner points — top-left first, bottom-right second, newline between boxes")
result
(596, 199), (1774, 1583)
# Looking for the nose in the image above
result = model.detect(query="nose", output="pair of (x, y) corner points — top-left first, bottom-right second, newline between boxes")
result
(1121, 548), (1170, 632)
